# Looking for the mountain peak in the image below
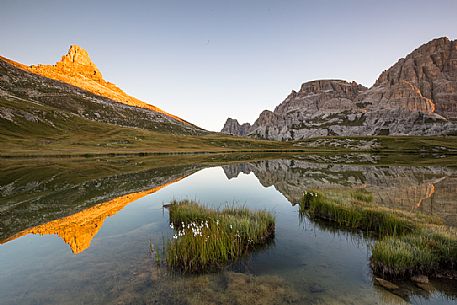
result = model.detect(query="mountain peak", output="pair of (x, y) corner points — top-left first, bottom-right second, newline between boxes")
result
(55, 45), (102, 80)
(61, 45), (93, 65)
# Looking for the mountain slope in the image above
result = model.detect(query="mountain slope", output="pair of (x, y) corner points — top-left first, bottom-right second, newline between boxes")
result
(0, 48), (200, 135)
(0, 46), (298, 155)
(3, 45), (191, 125)
(222, 37), (457, 139)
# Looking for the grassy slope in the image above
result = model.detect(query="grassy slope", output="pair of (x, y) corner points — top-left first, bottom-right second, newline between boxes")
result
(0, 95), (295, 156)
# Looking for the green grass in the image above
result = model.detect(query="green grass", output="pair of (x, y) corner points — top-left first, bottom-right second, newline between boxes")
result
(299, 189), (457, 279)
(300, 190), (415, 236)
(372, 227), (457, 278)
(165, 200), (275, 273)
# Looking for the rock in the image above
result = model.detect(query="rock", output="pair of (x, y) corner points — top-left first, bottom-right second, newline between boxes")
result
(221, 37), (457, 139)
(221, 118), (251, 136)
(374, 277), (400, 290)
(411, 275), (429, 284)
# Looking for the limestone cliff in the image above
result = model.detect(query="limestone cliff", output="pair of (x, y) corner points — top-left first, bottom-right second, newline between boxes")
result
(222, 37), (457, 139)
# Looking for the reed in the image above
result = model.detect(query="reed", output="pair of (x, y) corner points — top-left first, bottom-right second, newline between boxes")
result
(165, 200), (275, 273)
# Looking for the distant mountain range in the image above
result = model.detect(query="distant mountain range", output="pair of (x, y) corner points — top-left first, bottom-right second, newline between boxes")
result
(222, 37), (457, 139)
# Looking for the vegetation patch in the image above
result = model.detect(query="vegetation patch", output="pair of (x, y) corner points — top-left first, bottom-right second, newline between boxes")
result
(299, 189), (457, 279)
(300, 190), (415, 236)
(165, 200), (275, 273)
(372, 227), (457, 278)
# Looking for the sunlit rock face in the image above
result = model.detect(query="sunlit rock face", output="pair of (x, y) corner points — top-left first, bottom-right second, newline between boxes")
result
(0, 51), (201, 134)
(28, 45), (189, 124)
(372, 37), (457, 118)
(222, 37), (457, 139)
(1, 45), (194, 127)
(222, 159), (457, 225)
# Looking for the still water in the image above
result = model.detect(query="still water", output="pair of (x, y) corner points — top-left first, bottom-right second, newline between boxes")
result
(0, 156), (456, 304)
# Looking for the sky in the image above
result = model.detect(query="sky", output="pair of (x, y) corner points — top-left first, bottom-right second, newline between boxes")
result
(1, 0), (457, 131)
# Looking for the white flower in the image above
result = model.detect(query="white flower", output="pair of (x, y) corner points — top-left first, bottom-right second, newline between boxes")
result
(173, 235), (178, 239)
(170, 223), (174, 229)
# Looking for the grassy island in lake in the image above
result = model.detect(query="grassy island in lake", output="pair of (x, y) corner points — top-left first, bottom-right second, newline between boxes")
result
(165, 200), (275, 273)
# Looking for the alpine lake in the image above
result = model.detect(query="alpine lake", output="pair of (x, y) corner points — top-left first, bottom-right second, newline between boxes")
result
(1, 152), (457, 305)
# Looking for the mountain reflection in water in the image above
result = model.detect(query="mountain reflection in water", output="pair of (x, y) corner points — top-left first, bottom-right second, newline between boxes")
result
(0, 177), (186, 254)
(2, 157), (457, 255)
(223, 160), (457, 225)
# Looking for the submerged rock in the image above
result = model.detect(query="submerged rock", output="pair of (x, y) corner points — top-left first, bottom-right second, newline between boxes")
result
(375, 277), (400, 290)
(411, 274), (429, 284)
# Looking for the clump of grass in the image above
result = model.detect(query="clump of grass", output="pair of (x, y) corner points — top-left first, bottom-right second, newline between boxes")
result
(165, 200), (275, 273)
(300, 190), (415, 236)
(372, 228), (457, 277)
(300, 189), (457, 279)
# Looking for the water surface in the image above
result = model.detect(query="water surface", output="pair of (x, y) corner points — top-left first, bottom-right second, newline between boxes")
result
(1, 155), (456, 304)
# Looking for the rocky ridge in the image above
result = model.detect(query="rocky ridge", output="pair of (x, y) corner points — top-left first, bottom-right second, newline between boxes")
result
(1, 45), (193, 126)
(0, 47), (202, 134)
(222, 37), (457, 139)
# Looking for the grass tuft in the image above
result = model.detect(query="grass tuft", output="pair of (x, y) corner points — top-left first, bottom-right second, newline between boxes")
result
(300, 189), (457, 279)
(372, 228), (457, 277)
(165, 200), (275, 273)
(300, 190), (415, 236)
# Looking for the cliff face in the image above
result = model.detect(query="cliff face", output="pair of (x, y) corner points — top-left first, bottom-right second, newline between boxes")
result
(371, 37), (457, 118)
(222, 37), (457, 139)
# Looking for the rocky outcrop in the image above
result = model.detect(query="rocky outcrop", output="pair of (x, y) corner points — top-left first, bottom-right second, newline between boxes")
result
(222, 37), (457, 139)
(221, 118), (251, 136)
(0, 50), (202, 134)
(2, 45), (193, 126)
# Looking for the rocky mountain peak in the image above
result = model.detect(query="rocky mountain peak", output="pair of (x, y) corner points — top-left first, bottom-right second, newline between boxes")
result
(221, 118), (252, 136)
(221, 37), (457, 139)
(15, 44), (191, 125)
(61, 45), (94, 66)
(370, 37), (457, 118)
(55, 45), (103, 81)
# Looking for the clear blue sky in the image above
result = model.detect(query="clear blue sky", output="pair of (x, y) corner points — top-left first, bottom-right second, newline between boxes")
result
(1, 0), (457, 131)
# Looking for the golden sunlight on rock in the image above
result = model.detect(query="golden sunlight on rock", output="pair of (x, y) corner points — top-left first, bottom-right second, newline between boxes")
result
(4, 45), (189, 125)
